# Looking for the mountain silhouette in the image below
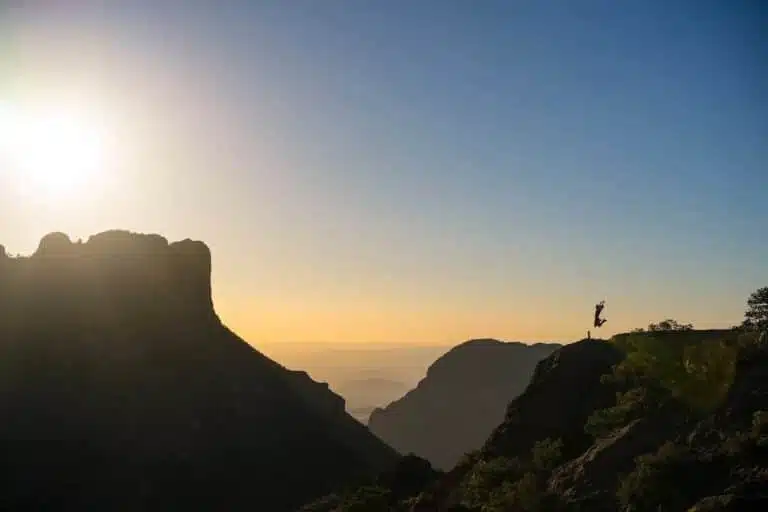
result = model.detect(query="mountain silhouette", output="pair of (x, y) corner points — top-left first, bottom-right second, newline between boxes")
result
(0, 230), (397, 511)
(368, 338), (561, 469)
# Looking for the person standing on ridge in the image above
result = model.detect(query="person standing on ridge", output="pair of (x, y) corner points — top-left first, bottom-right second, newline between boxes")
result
(594, 301), (607, 328)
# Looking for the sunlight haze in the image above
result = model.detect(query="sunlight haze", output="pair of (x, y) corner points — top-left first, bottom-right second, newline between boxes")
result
(1, 1), (765, 344)
(1, 99), (111, 200)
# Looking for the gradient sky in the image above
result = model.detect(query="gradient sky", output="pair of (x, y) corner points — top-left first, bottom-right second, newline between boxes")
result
(1, 0), (766, 344)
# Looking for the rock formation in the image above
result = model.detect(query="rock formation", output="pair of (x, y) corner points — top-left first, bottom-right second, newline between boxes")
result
(0, 230), (397, 511)
(368, 338), (561, 469)
(306, 330), (768, 510)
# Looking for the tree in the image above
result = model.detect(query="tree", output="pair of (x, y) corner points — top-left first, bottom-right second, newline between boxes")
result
(744, 286), (768, 330)
(647, 319), (693, 332)
(531, 438), (563, 471)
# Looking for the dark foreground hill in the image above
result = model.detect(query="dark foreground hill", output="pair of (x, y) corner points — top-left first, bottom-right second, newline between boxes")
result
(303, 329), (768, 511)
(368, 339), (561, 469)
(0, 231), (397, 511)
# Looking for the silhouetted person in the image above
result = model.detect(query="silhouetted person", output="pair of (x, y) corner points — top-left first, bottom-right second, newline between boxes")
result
(594, 301), (607, 328)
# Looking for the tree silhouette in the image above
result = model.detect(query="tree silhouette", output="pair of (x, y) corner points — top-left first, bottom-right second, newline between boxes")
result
(647, 319), (693, 332)
(744, 286), (768, 330)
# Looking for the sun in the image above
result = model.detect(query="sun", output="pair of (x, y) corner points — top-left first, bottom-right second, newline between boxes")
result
(0, 102), (109, 200)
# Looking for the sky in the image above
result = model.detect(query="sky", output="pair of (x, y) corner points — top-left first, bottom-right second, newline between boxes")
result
(0, 0), (766, 344)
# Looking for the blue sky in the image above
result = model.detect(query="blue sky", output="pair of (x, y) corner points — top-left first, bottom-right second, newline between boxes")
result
(1, 0), (766, 342)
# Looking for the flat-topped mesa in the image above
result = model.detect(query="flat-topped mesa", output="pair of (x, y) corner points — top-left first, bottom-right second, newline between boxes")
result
(0, 230), (399, 511)
(0, 230), (217, 326)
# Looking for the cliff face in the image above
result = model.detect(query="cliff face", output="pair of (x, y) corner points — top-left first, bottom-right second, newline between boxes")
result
(0, 231), (215, 330)
(0, 231), (397, 512)
(480, 339), (624, 461)
(368, 339), (562, 469)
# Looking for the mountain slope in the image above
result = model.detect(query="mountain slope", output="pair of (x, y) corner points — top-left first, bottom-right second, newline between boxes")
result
(368, 339), (561, 469)
(304, 329), (768, 511)
(414, 330), (767, 510)
(0, 231), (397, 511)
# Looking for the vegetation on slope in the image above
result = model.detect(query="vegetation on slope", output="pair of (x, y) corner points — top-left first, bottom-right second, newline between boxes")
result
(584, 327), (741, 438)
(299, 455), (441, 512)
(302, 287), (768, 511)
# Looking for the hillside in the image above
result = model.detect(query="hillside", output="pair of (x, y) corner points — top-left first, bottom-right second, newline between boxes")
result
(368, 339), (561, 469)
(304, 328), (768, 511)
(0, 231), (398, 511)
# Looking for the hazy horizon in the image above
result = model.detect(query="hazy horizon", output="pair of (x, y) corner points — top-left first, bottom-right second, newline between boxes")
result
(2, 1), (766, 344)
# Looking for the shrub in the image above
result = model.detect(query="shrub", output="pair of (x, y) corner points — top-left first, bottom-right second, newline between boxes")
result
(744, 286), (768, 330)
(531, 438), (564, 471)
(609, 333), (737, 412)
(617, 442), (694, 510)
(752, 410), (768, 446)
(486, 471), (563, 512)
(461, 456), (525, 507)
(460, 439), (565, 510)
(585, 388), (656, 438)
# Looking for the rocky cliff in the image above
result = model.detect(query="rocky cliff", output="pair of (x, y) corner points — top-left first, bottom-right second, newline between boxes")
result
(304, 330), (768, 511)
(368, 339), (561, 469)
(0, 230), (397, 511)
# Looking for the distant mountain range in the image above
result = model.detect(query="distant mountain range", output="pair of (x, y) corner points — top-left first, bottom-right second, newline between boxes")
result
(368, 338), (562, 469)
(0, 231), (397, 511)
(334, 377), (410, 421)
(259, 341), (450, 422)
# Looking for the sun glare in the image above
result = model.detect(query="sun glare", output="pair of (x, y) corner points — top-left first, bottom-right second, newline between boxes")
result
(0, 102), (109, 200)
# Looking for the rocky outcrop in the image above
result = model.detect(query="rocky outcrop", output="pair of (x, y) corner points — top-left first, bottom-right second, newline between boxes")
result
(1, 230), (216, 325)
(303, 329), (768, 511)
(0, 230), (398, 512)
(480, 339), (623, 461)
(368, 339), (561, 469)
(549, 404), (690, 507)
(410, 339), (624, 510)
